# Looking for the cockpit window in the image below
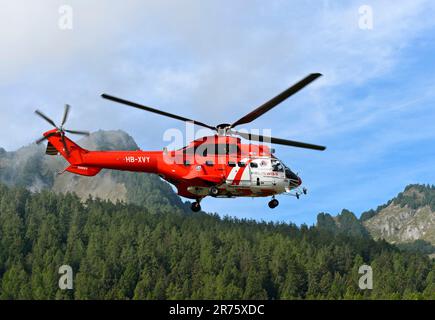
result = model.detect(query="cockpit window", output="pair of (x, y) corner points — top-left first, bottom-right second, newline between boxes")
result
(271, 160), (284, 172)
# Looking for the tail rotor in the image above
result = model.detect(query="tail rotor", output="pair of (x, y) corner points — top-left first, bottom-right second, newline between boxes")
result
(35, 104), (90, 155)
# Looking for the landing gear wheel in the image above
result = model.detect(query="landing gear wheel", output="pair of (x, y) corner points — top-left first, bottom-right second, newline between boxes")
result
(302, 187), (307, 195)
(191, 201), (201, 212)
(296, 193), (300, 199)
(268, 199), (279, 209)
(209, 186), (219, 196)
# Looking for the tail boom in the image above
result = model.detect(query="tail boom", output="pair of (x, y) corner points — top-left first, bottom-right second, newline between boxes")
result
(44, 130), (160, 176)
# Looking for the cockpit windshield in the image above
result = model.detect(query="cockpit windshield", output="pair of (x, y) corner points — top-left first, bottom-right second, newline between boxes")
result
(272, 159), (299, 181)
(271, 159), (284, 172)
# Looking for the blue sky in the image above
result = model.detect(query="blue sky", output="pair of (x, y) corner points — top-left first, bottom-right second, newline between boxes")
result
(1, 0), (435, 225)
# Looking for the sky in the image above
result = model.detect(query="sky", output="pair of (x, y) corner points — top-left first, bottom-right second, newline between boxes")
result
(1, 0), (435, 225)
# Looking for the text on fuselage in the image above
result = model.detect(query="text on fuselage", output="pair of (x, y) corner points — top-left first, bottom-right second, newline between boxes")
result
(124, 156), (150, 163)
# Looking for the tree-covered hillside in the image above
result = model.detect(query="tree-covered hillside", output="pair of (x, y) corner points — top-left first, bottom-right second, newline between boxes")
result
(317, 209), (370, 239)
(0, 184), (433, 300)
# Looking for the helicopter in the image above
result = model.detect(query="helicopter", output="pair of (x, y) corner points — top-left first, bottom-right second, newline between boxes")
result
(35, 73), (326, 212)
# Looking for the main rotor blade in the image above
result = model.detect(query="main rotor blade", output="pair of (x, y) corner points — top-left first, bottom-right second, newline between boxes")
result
(60, 134), (69, 156)
(64, 129), (90, 136)
(101, 93), (216, 131)
(61, 104), (70, 126)
(35, 110), (58, 128)
(235, 131), (326, 151)
(231, 73), (322, 128)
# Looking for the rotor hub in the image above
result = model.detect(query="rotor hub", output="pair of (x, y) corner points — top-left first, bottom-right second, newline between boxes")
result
(216, 123), (232, 136)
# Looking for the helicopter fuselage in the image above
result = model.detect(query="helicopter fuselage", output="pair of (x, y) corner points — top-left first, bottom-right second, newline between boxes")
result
(44, 130), (301, 202)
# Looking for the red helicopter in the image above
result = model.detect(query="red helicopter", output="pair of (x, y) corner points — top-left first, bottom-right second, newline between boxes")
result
(35, 73), (326, 212)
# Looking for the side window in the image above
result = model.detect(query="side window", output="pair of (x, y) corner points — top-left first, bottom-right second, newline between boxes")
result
(250, 162), (258, 168)
(228, 161), (236, 167)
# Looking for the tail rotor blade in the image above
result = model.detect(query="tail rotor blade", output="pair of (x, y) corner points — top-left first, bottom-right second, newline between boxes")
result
(61, 104), (70, 126)
(35, 105), (90, 151)
(35, 110), (58, 128)
(36, 136), (48, 144)
(60, 134), (69, 156)
(35, 132), (57, 144)
(64, 129), (90, 136)
(36, 135), (48, 144)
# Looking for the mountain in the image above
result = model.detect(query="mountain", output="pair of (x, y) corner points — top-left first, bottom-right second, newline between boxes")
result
(0, 130), (186, 212)
(362, 185), (435, 245)
(317, 185), (435, 254)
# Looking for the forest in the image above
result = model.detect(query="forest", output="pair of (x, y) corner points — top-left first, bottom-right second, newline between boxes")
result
(0, 183), (433, 300)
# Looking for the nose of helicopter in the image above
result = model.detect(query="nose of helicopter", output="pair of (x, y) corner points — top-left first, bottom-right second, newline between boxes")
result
(289, 176), (302, 187)
(286, 169), (301, 188)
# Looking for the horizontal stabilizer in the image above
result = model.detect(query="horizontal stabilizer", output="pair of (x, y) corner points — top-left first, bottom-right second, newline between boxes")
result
(65, 165), (102, 177)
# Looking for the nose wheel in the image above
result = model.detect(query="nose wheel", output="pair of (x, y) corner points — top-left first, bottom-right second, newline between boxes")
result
(268, 198), (279, 209)
(191, 201), (201, 212)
